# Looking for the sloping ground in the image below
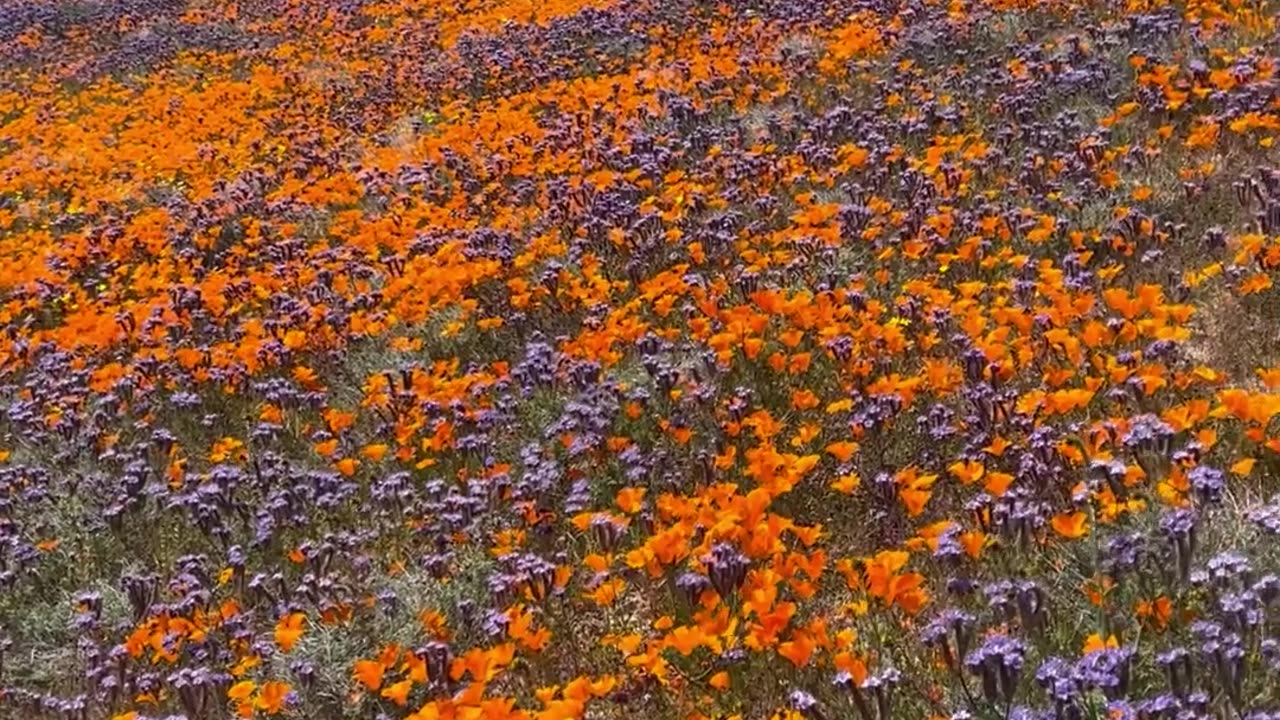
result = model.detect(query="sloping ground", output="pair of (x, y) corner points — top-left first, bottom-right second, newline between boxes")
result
(1, 0), (1280, 718)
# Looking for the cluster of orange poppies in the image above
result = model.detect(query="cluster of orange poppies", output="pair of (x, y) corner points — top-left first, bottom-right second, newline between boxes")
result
(2, 0), (1280, 718)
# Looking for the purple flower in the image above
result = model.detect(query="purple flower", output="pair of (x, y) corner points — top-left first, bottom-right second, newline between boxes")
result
(922, 608), (976, 671)
(1075, 646), (1135, 699)
(1160, 508), (1198, 584)
(790, 690), (825, 720)
(1248, 496), (1280, 534)
(703, 543), (749, 599)
(966, 635), (1025, 703)
(675, 572), (711, 607)
(1186, 465), (1225, 505)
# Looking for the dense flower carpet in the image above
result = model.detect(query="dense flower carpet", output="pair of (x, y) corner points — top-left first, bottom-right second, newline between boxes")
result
(2, 0), (1280, 718)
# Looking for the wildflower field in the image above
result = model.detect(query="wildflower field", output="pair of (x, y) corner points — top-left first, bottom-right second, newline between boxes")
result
(4, 0), (1280, 718)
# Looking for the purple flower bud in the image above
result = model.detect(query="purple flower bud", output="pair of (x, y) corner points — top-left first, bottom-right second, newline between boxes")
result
(589, 515), (627, 552)
(675, 572), (711, 607)
(1157, 647), (1193, 697)
(922, 609), (975, 671)
(1248, 496), (1280, 534)
(703, 543), (749, 600)
(790, 690), (826, 720)
(966, 635), (1025, 703)
(1075, 646), (1134, 699)
(1186, 466), (1225, 506)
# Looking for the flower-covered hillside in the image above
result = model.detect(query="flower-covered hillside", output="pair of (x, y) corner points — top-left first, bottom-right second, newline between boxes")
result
(2, 0), (1280, 719)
